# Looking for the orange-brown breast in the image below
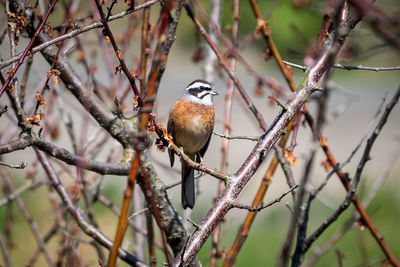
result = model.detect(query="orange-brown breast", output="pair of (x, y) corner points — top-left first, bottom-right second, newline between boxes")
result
(168, 99), (215, 154)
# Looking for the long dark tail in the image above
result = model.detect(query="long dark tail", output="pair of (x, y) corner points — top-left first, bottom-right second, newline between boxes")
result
(181, 162), (195, 209)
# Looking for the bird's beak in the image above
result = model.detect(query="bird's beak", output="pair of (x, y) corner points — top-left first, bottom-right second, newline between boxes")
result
(210, 89), (218, 96)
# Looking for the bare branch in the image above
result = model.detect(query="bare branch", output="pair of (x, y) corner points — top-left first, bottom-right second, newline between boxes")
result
(0, 161), (27, 169)
(35, 149), (147, 266)
(0, 0), (58, 98)
(283, 60), (400, 72)
(232, 185), (298, 211)
(213, 131), (259, 141)
(0, 0), (160, 70)
(0, 168), (55, 267)
(173, 2), (363, 264)
(302, 85), (400, 263)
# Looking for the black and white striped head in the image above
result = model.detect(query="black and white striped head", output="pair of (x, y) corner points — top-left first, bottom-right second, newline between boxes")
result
(183, 80), (218, 106)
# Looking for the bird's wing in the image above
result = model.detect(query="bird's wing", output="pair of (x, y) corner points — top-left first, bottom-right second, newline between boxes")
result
(197, 132), (212, 163)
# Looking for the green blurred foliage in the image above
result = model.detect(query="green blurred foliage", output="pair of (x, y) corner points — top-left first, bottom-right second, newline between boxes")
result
(178, 0), (324, 58)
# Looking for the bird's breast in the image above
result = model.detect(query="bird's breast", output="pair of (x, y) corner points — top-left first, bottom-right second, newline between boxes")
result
(170, 99), (215, 153)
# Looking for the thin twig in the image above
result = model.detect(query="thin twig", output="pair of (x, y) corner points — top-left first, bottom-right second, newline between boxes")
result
(184, 2), (268, 131)
(35, 149), (146, 266)
(0, 0), (160, 70)
(0, 161), (27, 169)
(303, 145), (400, 267)
(0, 216), (12, 267)
(279, 148), (316, 267)
(0, 0), (59, 98)
(303, 85), (400, 266)
(283, 60), (400, 72)
(0, 105), (7, 117)
(93, 0), (143, 106)
(211, 1), (230, 264)
(232, 185), (298, 211)
(0, 168), (56, 267)
(0, 179), (42, 207)
(213, 131), (259, 141)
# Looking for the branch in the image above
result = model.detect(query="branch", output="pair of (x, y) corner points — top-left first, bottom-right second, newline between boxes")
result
(303, 85), (400, 264)
(303, 94), (399, 265)
(211, 0), (236, 264)
(213, 131), (259, 141)
(0, 179), (34, 207)
(184, 3), (268, 131)
(107, 143), (142, 266)
(0, 161), (27, 169)
(349, 0), (400, 51)
(0, 230), (11, 267)
(173, 2), (362, 265)
(168, 142), (229, 183)
(0, 0), (58, 98)
(33, 137), (130, 175)
(283, 60), (400, 72)
(232, 185), (298, 211)
(0, 0), (160, 70)
(0, 168), (55, 266)
(0, 105), (7, 117)
(305, 143), (400, 266)
(93, 0), (142, 106)
(0, 135), (130, 175)
(0, 138), (31, 154)
(35, 149), (147, 266)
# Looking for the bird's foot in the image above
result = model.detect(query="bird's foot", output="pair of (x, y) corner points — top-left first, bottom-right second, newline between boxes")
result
(197, 154), (206, 172)
(177, 147), (185, 157)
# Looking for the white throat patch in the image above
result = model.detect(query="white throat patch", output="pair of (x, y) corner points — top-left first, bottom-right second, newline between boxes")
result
(183, 92), (214, 106)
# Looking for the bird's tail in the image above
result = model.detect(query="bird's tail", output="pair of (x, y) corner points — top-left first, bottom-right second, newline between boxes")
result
(181, 162), (195, 209)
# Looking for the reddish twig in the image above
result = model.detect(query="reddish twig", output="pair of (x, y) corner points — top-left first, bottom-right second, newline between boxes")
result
(184, 3), (268, 131)
(32, 26), (69, 117)
(107, 146), (142, 266)
(0, 0), (58, 98)
(35, 149), (145, 266)
(303, 91), (400, 266)
(172, 2), (371, 264)
(140, 4), (151, 95)
(211, 0), (237, 265)
(225, 2), (398, 265)
(0, 0), (159, 70)
(93, 0), (143, 106)
(249, 0), (297, 92)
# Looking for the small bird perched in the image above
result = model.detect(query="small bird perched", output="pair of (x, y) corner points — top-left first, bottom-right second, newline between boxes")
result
(167, 80), (218, 209)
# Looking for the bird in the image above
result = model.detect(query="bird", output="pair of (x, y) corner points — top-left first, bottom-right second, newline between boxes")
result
(167, 80), (218, 209)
